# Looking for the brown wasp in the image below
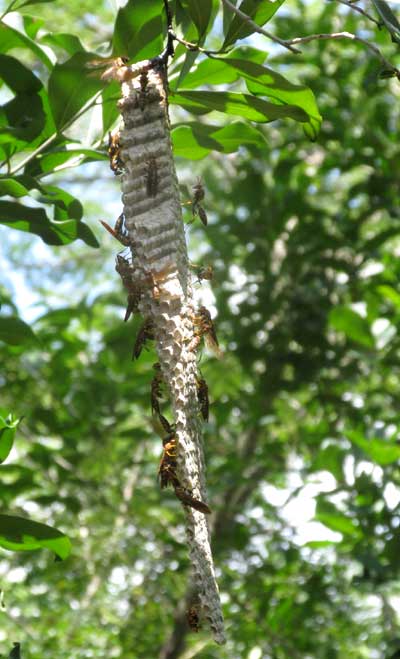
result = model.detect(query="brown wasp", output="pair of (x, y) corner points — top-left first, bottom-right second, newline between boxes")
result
(192, 178), (207, 226)
(115, 254), (143, 322)
(158, 432), (178, 490)
(196, 375), (209, 422)
(85, 56), (129, 81)
(145, 264), (175, 301)
(187, 605), (201, 633)
(132, 318), (155, 360)
(145, 156), (158, 197)
(175, 486), (211, 515)
(108, 131), (124, 175)
(158, 421), (211, 515)
(192, 177), (205, 207)
(100, 213), (130, 246)
(197, 206), (208, 226)
(150, 363), (164, 417)
(188, 306), (222, 359)
(137, 69), (149, 110)
(190, 263), (213, 283)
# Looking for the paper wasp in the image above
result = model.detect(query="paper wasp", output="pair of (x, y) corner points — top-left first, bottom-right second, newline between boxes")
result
(100, 213), (130, 246)
(192, 178), (205, 206)
(145, 156), (158, 197)
(108, 131), (124, 175)
(158, 431), (177, 489)
(188, 306), (222, 359)
(187, 605), (201, 632)
(150, 363), (164, 417)
(132, 318), (155, 360)
(157, 420), (211, 515)
(86, 56), (129, 81)
(190, 263), (213, 283)
(115, 254), (143, 322)
(196, 375), (209, 422)
(174, 486), (211, 515)
(192, 178), (207, 226)
(137, 69), (149, 110)
(145, 264), (175, 301)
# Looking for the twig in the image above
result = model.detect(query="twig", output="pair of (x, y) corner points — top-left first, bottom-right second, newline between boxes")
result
(220, 0), (301, 54)
(334, 0), (382, 27)
(171, 32), (228, 56)
(287, 31), (400, 77)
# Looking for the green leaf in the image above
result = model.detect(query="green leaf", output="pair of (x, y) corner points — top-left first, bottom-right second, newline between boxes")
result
(0, 514), (71, 560)
(347, 430), (400, 466)
(0, 176), (86, 221)
(0, 91), (46, 143)
(372, 0), (400, 44)
(226, 58), (321, 139)
(329, 306), (375, 349)
(0, 414), (21, 464)
(0, 22), (53, 69)
(113, 0), (164, 61)
(101, 82), (122, 134)
(16, 0), (56, 7)
(171, 90), (309, 123)
(377, 285), (400, 310)
(26, 148), (106, 177)
(38, 184), (83, 220)
(181, 46), (267, 89)
(39, 32), (85, 56)
(305, 540), (341, 548)
(23, 15), (45, 40)
(169, 20), (200, 91)
(0, 178), (31, 198)
(0, 200), (99, 247)
(0, 53), (42, 94)
(0, 316), (36, 346)
(316, 499), (361, 537)
(311, 444), (345, 482)
(223, 0), (287, 48)
(48, 52), (103, 131)
(172, 121), (266, 158)
(180, 0), (213, 38)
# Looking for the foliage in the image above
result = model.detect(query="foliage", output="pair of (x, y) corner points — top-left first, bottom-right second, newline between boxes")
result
(1, 0), (400, 657)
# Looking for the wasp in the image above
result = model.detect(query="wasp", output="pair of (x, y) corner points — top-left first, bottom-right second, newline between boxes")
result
(192, 178), (207, 226)
(145, 264), (175, 300)
(192, 177), (205, 207)
(108, 131), (124, 175)
(196, 375), (209, 422)
(188, 306), (222, 359)
(100, 213), (130, 246)
(190, 263), (213, 283)
(145, 156), (158, 197)
(86, 56), (129, 81)
(150, 363), (164, 417)
(175, 486), (211, 514)
(158, 428), (211, 514)
(187, 605), (201, 632)
(132, 318), (155, 360)
(197, 206), (208, 226)
(137, 69), (149, 110)
(158, 431), (179, 489)
(115, 255), (143, 322)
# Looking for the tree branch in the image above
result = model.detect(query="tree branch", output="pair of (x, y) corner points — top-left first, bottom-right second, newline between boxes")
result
(220, 0), (301, 54)
(286, 31), (400, 77)
(334, 0), (382, 27)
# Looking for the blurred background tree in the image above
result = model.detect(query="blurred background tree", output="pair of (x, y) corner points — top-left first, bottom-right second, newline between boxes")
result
(1, 1), (400, 657)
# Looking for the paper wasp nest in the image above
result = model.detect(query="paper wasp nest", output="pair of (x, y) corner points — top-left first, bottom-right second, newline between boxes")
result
(110, 59), (225, 644)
